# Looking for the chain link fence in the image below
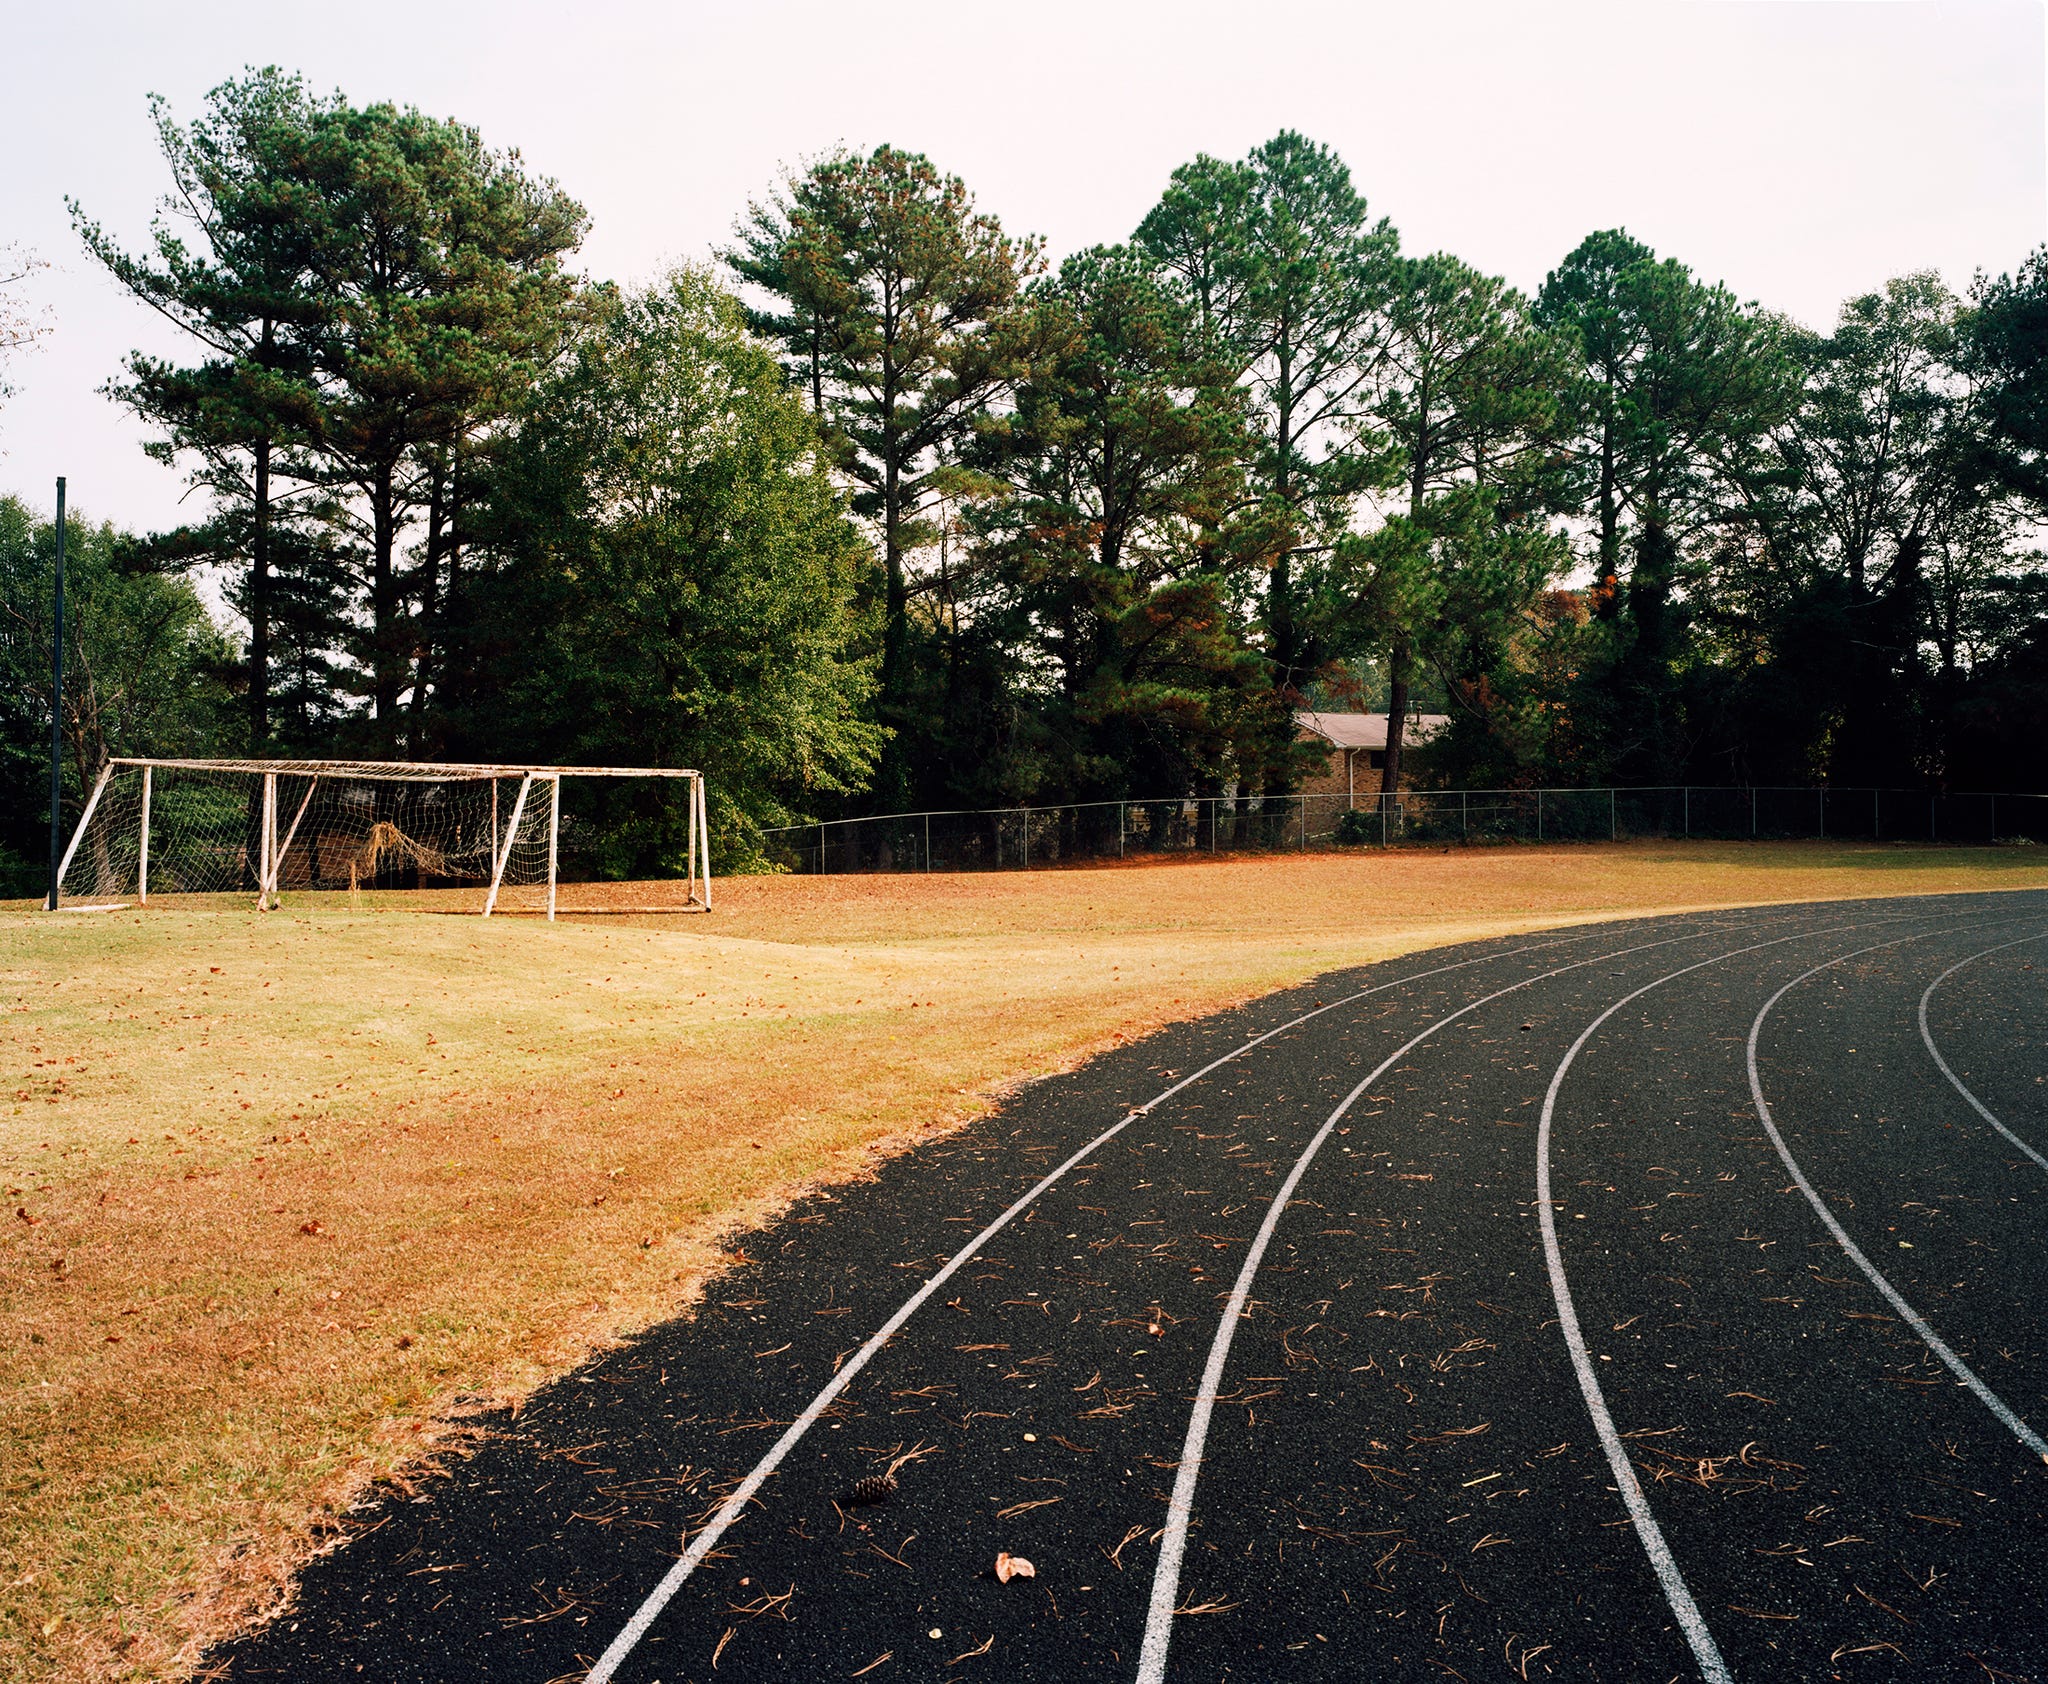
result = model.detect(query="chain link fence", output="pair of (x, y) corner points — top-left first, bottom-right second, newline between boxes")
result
(762, 786), (2048, 875)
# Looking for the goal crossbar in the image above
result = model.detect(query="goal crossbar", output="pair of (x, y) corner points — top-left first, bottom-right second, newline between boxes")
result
(105, 756), (701, 782)
(52, 758), (711, 920)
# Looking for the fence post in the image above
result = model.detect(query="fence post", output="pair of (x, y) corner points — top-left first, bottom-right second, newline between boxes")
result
(1024, 806), (1030, 870)
(1609, 787), (1616, 842)
(1210, 798), (1217, 854)
(1537, 788), (1544, 843)
(1683, 785), (1690, 839)
(1300, 793), (1307, 850)
(819, 821), (826, 876)
(1120, 801), (1126, 860)
(1381, 799), (1388, 849)
(1462, 789), (1468, 841)
(924, 812), (931, 873)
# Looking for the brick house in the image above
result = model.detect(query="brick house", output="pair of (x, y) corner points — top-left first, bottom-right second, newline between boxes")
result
(1295, 711), (1450, 802)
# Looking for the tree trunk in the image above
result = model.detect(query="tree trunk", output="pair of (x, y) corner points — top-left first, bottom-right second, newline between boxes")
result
(1266, 341), (1298, 799)
(1381, 641), (1411, 800)
(250, 434), (271, 751)
(1595, 396), (1620, 616)
(1384, 410), (1435, 804)
(1623, 517), (1679, 783)
(1271, 351), (1297, 686)
(880, 456), (906, 701)
(1886, 532), (1927, 783)
(408, 462), (447, 755)
(371, 462), (400, 732)
(435, 449), (467, 738)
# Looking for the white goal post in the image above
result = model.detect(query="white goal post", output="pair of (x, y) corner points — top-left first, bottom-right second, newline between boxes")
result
(51, 758), (712, 920)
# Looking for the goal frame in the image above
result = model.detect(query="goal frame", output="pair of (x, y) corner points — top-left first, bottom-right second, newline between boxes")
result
(51, 757), (712, 919)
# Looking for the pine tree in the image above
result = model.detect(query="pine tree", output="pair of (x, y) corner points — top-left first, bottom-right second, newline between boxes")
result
(74, 69), (329, 751)
(1138, 132), (1400, 790)
(1536, 232), (1793, 782)
(963, 245), (1267, 802)
(291, 98), (586, 742)
(725, 147), (1041, 803)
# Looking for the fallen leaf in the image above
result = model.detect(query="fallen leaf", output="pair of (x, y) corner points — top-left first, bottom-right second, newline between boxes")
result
(994, 1552), (1036, 1584)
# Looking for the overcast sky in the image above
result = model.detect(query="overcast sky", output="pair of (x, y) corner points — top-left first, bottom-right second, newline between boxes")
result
(2, 0), (2042, 534)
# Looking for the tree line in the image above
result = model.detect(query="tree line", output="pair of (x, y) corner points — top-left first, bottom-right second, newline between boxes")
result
(5, 67), (2046, 885)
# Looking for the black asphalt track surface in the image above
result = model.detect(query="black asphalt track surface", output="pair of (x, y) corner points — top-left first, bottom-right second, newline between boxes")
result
(212, 892), (2048, 1684)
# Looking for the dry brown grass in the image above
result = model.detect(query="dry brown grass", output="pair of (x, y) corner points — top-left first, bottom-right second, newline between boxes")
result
(5, 840), (2045, 1680)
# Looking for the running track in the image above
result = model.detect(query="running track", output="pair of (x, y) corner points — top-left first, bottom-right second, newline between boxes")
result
(217, 892), (2048, 1682)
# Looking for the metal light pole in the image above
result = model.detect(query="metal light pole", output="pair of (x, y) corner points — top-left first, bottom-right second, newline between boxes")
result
(44, 478), (66, 912)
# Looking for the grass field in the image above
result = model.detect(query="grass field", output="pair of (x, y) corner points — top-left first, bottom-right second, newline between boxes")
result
(6, 840), (2047, 1681)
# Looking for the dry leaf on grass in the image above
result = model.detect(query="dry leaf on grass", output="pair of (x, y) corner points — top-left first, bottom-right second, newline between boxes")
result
(994, 1552), (1035, 1584)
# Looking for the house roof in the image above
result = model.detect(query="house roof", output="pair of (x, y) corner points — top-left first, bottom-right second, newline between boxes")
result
(1294, 710), (1450, 751)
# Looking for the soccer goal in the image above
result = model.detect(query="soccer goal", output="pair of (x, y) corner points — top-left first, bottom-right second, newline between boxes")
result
(50, 758), (711, 919)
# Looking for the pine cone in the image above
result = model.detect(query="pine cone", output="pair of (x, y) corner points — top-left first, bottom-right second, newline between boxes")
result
(847, 1472), (898, 1507)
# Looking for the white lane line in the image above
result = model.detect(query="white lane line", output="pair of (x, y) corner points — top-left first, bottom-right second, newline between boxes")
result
(1916, 930), (2048, 1174)
(1131, 914), (1858, 1684)
(1529, 929), (1899, 1684)
(580, 927), (1627, 1682)
(1529, 913), (2019, 1684)
(1748, 939), (2048, 1463)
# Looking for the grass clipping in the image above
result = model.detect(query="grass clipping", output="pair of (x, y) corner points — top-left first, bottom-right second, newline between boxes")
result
(5, 839), (2046, 1680)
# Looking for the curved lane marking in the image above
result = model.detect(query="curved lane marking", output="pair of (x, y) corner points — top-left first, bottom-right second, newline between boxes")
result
(1139, 907), (1946, 1684)
(1916, 930), (2048, 1174)
(581, 926), (1629, 1681)
(1132, 913), (1890, 1684)
(1749, 936), (2048, 1463)
(1532, 915), (2029, 1683)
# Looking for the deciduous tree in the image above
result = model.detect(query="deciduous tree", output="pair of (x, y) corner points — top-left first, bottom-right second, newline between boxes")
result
(0, 496), (234, 890)
(459, 270), (883, 863)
